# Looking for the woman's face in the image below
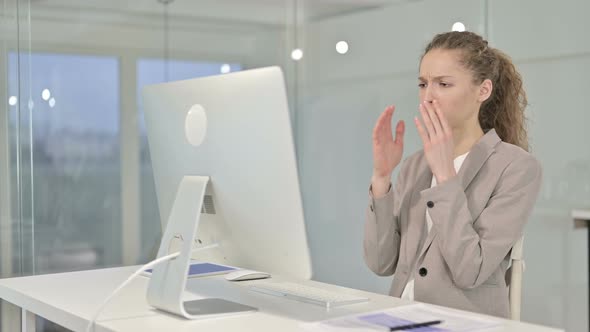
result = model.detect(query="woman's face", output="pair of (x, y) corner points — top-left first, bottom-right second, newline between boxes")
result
(418, 49), (490, 130)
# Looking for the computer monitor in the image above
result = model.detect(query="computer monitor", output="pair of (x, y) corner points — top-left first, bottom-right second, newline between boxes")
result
(141, 66), (312, 281)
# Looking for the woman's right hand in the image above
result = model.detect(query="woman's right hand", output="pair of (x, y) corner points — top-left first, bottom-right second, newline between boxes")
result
(371, 105), (405, 197)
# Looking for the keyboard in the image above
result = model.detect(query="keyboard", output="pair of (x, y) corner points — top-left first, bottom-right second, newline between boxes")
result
(249, 281), (370, 308)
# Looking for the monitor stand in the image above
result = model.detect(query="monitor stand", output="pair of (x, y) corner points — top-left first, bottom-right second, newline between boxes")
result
(146, 176), (257, 319)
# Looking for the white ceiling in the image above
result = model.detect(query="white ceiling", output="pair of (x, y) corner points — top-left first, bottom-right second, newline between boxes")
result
(29, 0), (401, 26)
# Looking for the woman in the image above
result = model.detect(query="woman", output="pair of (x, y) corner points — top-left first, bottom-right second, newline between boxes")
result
(364, 31), (542, 318)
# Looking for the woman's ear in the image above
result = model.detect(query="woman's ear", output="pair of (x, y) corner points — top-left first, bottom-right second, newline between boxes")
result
(478, 79), (493, 103)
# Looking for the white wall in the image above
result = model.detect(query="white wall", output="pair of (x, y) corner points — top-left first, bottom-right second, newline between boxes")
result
(491, 1), (590, 331)
(297, 1), (588, 331)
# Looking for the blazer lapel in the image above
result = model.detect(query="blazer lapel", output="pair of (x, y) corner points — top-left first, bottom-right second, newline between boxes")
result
(415, 129), (501, 261)
(456, 129), (500, 191)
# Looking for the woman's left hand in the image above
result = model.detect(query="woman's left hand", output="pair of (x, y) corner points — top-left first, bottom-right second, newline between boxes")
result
(414, 100), (456, 184)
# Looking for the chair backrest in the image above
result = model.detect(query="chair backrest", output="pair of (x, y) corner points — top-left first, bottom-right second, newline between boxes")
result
(505, 236), (525, 321)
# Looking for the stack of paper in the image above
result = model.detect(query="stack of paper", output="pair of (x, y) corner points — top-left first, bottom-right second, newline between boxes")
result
(302, 303), (501, 331)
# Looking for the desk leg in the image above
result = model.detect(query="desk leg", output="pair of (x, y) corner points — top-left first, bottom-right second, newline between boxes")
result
(21, 309), (35, 332)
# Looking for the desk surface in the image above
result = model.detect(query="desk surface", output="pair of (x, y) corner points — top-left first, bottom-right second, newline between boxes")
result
(0, 266), (563, 332)
(572, 209), (590, 221)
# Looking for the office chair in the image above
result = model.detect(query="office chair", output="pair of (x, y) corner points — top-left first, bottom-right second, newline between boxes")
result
(506, 236), (525, 321)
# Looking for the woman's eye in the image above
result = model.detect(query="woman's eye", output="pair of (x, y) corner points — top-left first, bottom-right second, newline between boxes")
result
(418, 83), (426, 88)
(440, 82), (450, 87)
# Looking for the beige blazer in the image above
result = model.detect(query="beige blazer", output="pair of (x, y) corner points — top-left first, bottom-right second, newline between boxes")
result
(363, 129), (542, 318)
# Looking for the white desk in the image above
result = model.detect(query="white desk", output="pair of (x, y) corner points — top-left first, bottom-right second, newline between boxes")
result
(0, 266), (562, 332)
(572, 208), (590, 332)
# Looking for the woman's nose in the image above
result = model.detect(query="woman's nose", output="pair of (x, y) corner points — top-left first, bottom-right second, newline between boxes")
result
(423, 86), (435, 103)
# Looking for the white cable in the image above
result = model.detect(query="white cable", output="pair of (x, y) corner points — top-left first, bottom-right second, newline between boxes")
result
(85, 243), (220, 332)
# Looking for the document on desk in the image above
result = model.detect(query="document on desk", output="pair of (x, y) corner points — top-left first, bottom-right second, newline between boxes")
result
(301, 303), (501, 331)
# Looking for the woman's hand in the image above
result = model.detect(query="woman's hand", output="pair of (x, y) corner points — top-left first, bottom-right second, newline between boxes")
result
(414, 100), (456, 184)
(371, 105), (405, 197)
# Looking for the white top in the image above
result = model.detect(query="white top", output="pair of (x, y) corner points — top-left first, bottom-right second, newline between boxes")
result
(401, 151), (470, 301)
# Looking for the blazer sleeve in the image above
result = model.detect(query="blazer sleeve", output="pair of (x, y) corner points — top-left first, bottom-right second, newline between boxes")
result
(363, 164), (406, 277)
(420, 154), (542, 289)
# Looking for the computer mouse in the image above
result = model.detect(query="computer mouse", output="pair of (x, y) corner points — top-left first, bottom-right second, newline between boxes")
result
(224, 269), (271, 281)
